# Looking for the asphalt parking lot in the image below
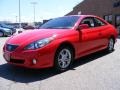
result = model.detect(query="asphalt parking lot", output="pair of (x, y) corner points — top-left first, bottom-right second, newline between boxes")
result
(0, 37), (120, 90)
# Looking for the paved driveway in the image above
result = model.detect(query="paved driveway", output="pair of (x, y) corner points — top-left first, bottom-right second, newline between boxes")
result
(0, 37), (120, 90)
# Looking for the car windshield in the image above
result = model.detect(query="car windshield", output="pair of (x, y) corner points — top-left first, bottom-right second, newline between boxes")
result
(40, 16), (80, 29)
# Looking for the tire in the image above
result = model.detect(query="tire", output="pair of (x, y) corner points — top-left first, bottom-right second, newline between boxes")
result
(54, 46), (74, 72)
(0, 31), (4, 37)
(106, 38), (115, 52)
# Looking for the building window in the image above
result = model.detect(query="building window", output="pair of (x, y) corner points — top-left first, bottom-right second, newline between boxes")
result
(104, 15), (112, 24)
(113, 1), (120, 7)
(116, 15), (120, 26)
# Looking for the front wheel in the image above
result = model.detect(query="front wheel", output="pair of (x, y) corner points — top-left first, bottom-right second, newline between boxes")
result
(54, 46), (74, 72)
(106, 38), (115, 52)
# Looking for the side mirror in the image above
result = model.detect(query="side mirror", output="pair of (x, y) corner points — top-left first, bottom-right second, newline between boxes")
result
(77, 24), (89, 30)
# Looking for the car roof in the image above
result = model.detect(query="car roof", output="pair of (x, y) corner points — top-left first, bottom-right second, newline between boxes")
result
(66, 15), (98, 18)
(66, 15), (109, 24)
(50, 15), (98, 20)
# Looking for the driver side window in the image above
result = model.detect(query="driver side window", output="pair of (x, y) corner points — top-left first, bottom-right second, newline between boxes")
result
(81, 18), (95, 28)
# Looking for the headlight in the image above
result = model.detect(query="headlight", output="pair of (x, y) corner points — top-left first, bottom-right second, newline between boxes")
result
(25, 35), (57, 50)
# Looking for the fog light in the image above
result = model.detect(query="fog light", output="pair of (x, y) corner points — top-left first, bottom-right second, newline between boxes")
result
(32, 59), (37, 64)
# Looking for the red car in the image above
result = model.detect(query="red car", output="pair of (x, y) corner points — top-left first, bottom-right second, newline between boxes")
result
(3, 15), (118, 72)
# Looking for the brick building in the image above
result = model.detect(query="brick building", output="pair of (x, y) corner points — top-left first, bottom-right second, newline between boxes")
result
(67, 0), (120, 27)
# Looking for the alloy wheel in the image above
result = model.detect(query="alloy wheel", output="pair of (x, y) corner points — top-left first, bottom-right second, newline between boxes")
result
(55, 46), (73, 72)
(108, 38), (114, 52)
(58, 49), (72, 69)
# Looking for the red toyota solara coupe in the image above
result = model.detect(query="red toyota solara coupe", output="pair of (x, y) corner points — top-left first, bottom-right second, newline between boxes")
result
(3, 15), (118, 71)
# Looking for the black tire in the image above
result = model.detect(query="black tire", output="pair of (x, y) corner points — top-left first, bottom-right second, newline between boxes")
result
(0, 31), (4, 37)
(54, 46), (74, 72)
(106, 38), (115, 53)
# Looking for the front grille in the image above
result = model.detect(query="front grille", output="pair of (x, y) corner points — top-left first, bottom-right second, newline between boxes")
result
(10, 59), (25, 64)
(6, 44), (19, 51)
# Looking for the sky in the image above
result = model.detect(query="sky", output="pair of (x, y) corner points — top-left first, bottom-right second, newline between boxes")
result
(0, 0), (83, 23)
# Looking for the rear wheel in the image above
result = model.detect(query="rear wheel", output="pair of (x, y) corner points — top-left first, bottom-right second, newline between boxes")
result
(54, 46), (74, 72)
(106, 38), (114, 52)
(0, 31), (4, 37)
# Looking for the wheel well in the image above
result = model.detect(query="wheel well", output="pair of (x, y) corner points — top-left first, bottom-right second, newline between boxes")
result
(57, 42), (75, 58)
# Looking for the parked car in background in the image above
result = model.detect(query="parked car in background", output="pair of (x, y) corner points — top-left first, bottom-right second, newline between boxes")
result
(3, 15), (118, 72)
(0, 26), (12, 37)
(0, 24), (16, 34)
(23, 25), (35, 30)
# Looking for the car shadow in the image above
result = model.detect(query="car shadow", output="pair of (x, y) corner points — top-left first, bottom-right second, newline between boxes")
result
(0, 50), (111, 83)
(71, 50), (110, 69)
(117, 35), (120, 39)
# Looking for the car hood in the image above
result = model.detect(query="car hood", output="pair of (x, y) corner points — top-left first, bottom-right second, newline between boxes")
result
(0, 27), (10, 31)
(7, 29), (69, 45)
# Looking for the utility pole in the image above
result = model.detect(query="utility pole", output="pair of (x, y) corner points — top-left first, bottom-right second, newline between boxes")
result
(16, 16), (18, 23)
(31, 2), (37, 24)
(19, 0), (21, 29)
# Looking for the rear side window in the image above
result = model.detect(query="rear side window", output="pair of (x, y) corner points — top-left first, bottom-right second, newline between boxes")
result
(94, 18), (106, 27)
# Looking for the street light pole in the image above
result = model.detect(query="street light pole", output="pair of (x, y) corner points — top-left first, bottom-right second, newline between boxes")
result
(31, 2), (37, 24)
(19, 0), (21, 29)
(16, 16), (18, 23)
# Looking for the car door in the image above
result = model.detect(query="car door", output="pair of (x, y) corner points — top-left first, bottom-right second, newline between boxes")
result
(77, 17), (103, 56)
(93, 17), (109, 47)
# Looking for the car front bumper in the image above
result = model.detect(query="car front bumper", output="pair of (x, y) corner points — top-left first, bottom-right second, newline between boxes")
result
(4, 31), (12, 36)
(3, 48), (55, 69)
